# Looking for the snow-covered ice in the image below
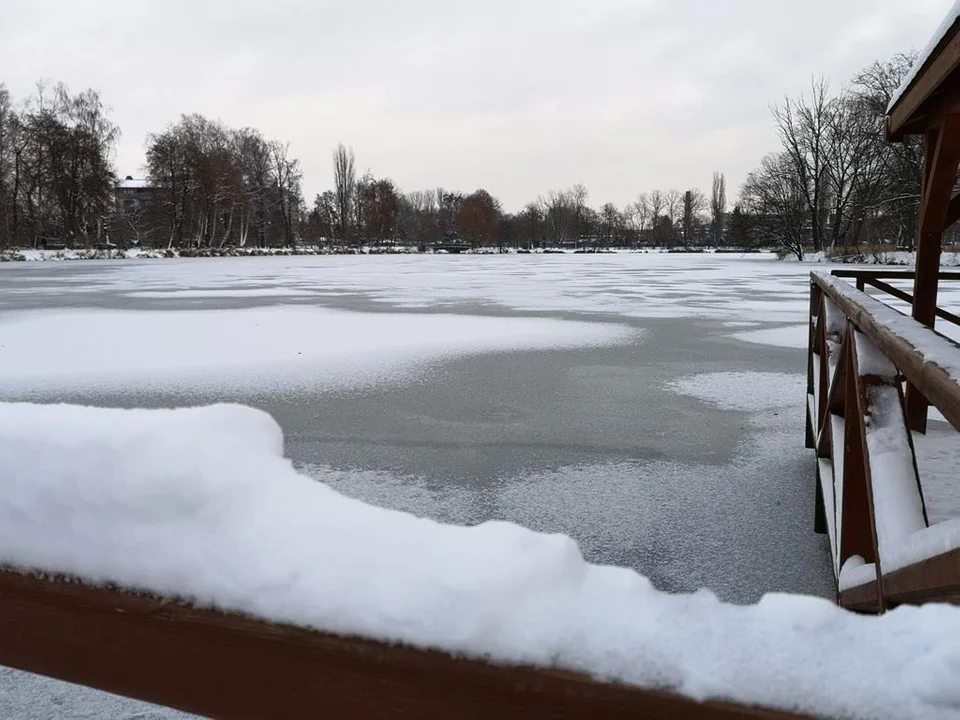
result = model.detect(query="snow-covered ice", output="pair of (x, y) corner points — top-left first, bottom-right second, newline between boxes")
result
(0, 307), (637, 394)
(666, 372), (806, 412)
(2, 401), (960, 720)
(728, 324), (809, 349)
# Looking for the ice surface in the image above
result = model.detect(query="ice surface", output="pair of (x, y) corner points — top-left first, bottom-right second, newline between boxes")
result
(0, 253), (817, 323)
(2, 401), (960, 719)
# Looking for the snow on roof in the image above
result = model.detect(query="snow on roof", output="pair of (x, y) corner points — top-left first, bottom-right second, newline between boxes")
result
(888, 0), (960, 114)
(118, 177), (150, 190)
(2, 401), (960, 720)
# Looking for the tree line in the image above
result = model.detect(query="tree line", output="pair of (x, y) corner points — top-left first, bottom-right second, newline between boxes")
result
(0, 80), (731, 252)
(0, 51), (928, 254)
(735, 52), (928, 259)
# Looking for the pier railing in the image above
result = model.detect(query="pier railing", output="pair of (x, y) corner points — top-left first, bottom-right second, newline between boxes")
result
(807, 270), (960, 611)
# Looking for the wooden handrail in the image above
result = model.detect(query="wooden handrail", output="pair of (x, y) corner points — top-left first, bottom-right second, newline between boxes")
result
(829, 270), (960, 281)
(828, 270), (960, 326)
(0, 568), (809, 720)
(808, 272), (960, 612)
(812, 272), (960, 431)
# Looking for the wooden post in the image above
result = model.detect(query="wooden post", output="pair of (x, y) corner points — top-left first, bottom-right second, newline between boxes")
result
(907, 117), (960, 432)
(838, 327), (877, 568)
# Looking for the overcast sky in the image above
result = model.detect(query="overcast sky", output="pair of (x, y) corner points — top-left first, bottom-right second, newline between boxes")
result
(0, 0), (953, 211)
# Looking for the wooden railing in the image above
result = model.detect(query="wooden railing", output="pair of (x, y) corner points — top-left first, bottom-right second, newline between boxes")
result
(829, 269), (960, 327)
(807, 271), (960, 612)
(0, 568), (807, 720)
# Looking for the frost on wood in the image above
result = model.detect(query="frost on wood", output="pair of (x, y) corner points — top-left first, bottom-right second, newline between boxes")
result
(2, 402), (960, 720)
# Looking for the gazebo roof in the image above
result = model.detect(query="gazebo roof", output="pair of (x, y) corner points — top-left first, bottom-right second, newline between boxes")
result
(887, 1), (960, 141)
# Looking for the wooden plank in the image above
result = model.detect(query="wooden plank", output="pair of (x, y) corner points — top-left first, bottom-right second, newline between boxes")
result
(838, 580), (880, 613)
(0, 569), (811, 720)
(946, 191), (960, 229)
(884, 547), (960, 606)
(812, 273), (960, 432)
(839, 327), (879, 581)
(887, 24), (960, 141)
(830, 415), (847, 576)
(816, 457), (838, 576)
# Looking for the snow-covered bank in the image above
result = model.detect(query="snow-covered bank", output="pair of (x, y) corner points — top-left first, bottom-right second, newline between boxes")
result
(0, 402), (957, 720)
(0, 246), (769, 262)
(787, 249), (960, 267)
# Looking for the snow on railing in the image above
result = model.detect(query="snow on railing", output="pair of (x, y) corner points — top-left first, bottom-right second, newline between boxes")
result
(3, 402), (960, 719)
(808, 271), (960, 612)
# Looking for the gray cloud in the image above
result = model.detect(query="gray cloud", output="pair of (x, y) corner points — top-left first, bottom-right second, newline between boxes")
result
(0, 0), (951, 210)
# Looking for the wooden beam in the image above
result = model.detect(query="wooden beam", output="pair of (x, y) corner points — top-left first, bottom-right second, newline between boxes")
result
(908, 117), (960, 431)
(830, 270), (960, 281)
(913, 115), (960, 326)
(887, 23), (960, 141)
(946, 191), (960, 229)
(838, 580), (879, 613)
(0, 569), (811, 720)
(884, 547), (960, 606)
(839, 327), (879, 576)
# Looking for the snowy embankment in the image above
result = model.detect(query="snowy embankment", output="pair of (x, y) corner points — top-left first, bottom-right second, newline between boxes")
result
(790, 250), (960, 267)
(1, 402), (959, 720)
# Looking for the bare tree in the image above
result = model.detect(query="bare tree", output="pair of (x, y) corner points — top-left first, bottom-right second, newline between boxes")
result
(851, 53), (923, 248)
(271, 141), (302, 247)
(631, 192), (651, 245)
(740, 153), (808, 260)
(0, 84), (11, 248)
(772, 77), (832, 252)
(665, 189), (683, 226)
(682, 189), (707, 246)
(333, 143), (355, 245)
(710, 172), (726, 245)
(539, 184), (588, 246)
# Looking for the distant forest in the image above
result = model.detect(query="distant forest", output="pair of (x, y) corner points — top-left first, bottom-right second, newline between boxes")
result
(0, 52), (933, 256)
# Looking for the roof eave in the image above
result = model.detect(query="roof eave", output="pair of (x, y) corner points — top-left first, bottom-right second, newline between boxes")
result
(887, 22), (960, 142)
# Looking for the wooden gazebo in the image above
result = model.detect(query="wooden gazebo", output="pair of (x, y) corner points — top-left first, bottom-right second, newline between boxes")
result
(805, 5), (960, 612)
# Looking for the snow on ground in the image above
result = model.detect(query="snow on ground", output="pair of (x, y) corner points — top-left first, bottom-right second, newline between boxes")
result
(0, 307), (637, 395)
(2, 402), (959, 720)
(666, 372), (806, 413)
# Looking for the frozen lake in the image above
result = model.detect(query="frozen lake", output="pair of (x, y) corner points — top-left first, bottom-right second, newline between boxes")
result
(0, 252), (837, 718)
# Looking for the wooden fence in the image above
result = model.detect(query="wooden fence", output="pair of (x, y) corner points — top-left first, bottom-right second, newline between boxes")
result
(807, 270), (960, 611)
